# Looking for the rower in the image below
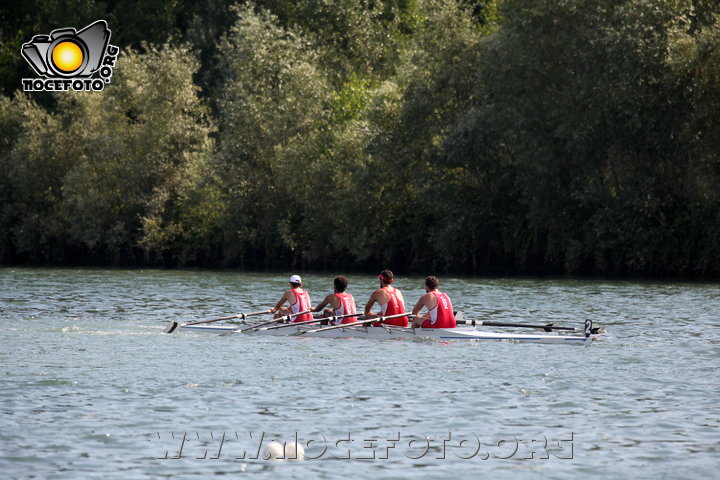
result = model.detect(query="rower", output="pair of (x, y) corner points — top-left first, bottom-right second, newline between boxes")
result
(411, 276), (456, 328)
(313, 276), (358, 325)
(364, 269), (408, 327)
(271, 274), (312, 322)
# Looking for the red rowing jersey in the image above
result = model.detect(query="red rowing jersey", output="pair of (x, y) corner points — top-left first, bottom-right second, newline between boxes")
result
(378, 287), (407, 327)
(334, 292), (357, 324)
(421, 291), (456, 328)
(290, 289), (312, 322)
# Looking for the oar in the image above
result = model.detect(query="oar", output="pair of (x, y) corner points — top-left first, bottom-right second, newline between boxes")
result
(456, 319), (604, 334)
(291, 312), (411, 336)
(164, 309), (272, 334)
(239, 314), (323, 334)
(222, 309), (314, 335)
(259, 312), (363, 332)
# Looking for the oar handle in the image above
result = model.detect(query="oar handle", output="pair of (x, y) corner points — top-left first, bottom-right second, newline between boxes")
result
(185, 309), (272, 326)
(456, 319), (577, 331)
(455, 319), (603, 334)
(184, 314), (242, 326)
(484, 321), (576, 331)
(323, 311), (362, 322)
(265, 317), (323, 330)
(238, 309), (274, 320)
(344, 312), (410, 327)
(235, 309), (313, 334)
(240, 308), (272, 318)
(264, 312), (362, 331)
(301, 312), (411, 335)
(285, 309), (313, 321)
(380, 312), (412, 321)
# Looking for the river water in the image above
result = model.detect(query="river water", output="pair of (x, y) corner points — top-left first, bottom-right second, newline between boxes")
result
(1, 268), (718, 479)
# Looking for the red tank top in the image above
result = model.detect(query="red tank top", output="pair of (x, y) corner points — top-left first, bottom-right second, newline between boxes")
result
(379, 287), (407, 327)
(334, 292), (357, 324)
(421, 291), (456, 328)
(290, 289), (312, 322)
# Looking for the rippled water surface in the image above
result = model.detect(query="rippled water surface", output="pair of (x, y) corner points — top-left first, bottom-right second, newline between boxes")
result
(1, 268), (718, 479)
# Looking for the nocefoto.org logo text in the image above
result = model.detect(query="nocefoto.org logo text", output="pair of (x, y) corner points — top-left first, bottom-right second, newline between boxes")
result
(21, 20), (119, 92)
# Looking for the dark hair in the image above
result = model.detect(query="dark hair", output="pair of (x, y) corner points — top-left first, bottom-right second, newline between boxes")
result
(425, 276), (439, 290)
(334, 276), (348, 292)
(379, 269), (394, 284)
(290, 282), (301, 288)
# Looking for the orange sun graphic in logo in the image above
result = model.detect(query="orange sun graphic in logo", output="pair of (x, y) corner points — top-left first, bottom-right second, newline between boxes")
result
(51, 41), (84, 73)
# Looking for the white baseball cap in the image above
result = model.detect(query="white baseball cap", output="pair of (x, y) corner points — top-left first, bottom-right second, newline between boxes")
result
(289, 274), (302, 284)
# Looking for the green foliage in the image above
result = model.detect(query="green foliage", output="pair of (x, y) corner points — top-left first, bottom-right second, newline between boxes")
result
(62, 44), (215, 264)
(289, 0), (406, 81)
(214, 4), (333, 266)
(330, 73), (375, 124)
(441, 0), (720, 275)
(1, 0), (719, 276)
(0, 44), (214, 264)
(0, 94), (74, 261)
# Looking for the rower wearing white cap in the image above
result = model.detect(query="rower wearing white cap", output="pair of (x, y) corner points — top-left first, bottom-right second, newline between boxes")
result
(271, 274), (313, 322)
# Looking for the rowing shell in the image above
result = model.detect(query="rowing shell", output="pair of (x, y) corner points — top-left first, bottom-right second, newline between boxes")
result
(176, 323), (595, 345)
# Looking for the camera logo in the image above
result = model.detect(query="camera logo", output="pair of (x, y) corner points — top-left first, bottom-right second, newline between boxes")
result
(21, 20), (119, 92)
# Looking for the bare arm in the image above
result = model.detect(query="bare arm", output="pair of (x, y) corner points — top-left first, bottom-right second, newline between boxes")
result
(412, 293), (437, 327)
(364, 290), (381, 316)
(412, 294), (430, 316)
(314, 294), (334, 312)
(272, 291), (292, 313)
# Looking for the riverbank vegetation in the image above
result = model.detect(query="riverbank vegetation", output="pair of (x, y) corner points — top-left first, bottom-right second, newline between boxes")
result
(1, 0), (718, 276)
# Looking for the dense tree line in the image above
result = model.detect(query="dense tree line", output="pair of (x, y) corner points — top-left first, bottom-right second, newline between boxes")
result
(1, 0), (718, 276)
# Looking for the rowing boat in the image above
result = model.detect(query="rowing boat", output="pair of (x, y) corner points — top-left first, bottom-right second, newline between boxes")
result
(175, 322), (595, 345)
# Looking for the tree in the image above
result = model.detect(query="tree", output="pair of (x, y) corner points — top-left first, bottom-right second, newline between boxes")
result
(0, 44), (214, 264)
(354, 0), (497, 270)
(214, 4), (333, 267)
(445, 0), (720, 275)
(60, 44), (215, 264)
(0, 92), (83, 262)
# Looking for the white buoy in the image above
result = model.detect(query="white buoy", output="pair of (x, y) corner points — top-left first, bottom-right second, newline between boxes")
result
(264, 441), (285, 460)
(263, 440), (305, 461)
(285, 441), (305, 461)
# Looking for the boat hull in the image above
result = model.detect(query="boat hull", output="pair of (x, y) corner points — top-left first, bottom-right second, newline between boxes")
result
(177, 323), (594, 345)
